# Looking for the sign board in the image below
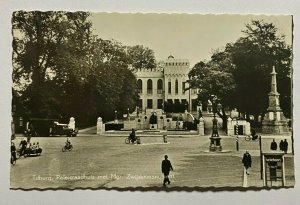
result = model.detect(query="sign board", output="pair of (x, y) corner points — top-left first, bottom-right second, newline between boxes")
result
(262, 152), (285, 187)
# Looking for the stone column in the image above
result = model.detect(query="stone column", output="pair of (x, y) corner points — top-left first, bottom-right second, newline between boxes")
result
(68, 117), (75, 130)
(97, 117), (103, 135)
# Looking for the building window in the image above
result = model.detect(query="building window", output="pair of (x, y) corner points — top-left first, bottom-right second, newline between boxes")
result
(147, 99), (153, 109)
(157, 79), (163, 94)
(182, 99), (188, 110)
(182, 82), (186, 94)
(175, 79), (178, 94)
(192, 99), (197, 111)
(137, 79), (142, 94)
(139, 99), (143, 110)
(157, 99), (163, 109)
(168, 79), (171, 94)
(147, 79), (153, 94)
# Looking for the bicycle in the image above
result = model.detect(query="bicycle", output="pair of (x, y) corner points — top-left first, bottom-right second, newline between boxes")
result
(245, 134), (259, 141)
(125, 137), (136, 144)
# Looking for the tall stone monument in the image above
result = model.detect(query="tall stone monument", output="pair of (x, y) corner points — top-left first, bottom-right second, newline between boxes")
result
(262, 66), (289, 134)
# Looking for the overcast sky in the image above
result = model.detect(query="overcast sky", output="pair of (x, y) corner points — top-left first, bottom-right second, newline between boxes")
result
(91, 13), (292, 67)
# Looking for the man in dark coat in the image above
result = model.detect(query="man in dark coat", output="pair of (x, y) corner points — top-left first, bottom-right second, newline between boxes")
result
(279, 140), (284, 151)
(242, 151), (252, 175)
(270, 139), (278, 150)
(161, 155), (173, 186)
(129, 128), (136, 143)
(11, 142), (17, 164)
(19, 138), (27, 156)
(283, 139), (288, 154)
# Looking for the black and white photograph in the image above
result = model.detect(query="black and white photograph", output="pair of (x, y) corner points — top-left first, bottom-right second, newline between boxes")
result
(9, 11), (294, 190)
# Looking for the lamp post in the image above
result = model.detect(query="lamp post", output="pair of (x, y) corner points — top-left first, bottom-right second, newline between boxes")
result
(209, 95), (222, 152)
(259, 135), (263, 179)
(184, 81), (191, 112)
(127, 108), (130, 124)
(114, 110), (118, 123)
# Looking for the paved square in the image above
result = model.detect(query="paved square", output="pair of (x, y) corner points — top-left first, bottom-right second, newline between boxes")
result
(10, 134), (295, 189)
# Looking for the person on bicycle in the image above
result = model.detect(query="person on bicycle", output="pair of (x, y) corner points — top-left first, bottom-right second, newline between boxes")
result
(19, 137), (27, 156)
(66, 137), (71, 148)
(250, 129), (258, 140)
(129, 128), (136, 143)
(11, 142), (17, 163)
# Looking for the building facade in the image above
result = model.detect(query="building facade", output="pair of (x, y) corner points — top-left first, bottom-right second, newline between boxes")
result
(135, 55), (198, 112)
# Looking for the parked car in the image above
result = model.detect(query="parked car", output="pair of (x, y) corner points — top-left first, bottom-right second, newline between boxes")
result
(50, 122), (78, 137)
(24, 118), (78, 137)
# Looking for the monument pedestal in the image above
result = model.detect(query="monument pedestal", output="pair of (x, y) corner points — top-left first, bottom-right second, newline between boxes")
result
(262, 66), (289, 134)
(209, 137), (222, 151)
(262, 119), (289, 134)
(209, 117), (222, 152)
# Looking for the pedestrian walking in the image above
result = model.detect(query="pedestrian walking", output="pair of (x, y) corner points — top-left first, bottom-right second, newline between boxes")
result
(270, 139), (277, 150)
(161, 155), (173, 186)
(242, 151), (252, 175)
(11, 141), (17, 164)
(279, 140), (284, 151)
(283, 139), (288, 154)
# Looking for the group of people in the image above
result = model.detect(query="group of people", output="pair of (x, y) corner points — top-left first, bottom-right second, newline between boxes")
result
(270, 139), (288, 153)
(242, 138), (289, 175)
(11, 137), (43, 161)
(27, 142), (42, 154)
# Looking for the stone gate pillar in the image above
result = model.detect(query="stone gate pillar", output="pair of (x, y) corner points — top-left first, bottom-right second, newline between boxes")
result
(97, 117), (103, 135)
(227, 117), (233, 136)
(198, 117), (205, 136)
(68, 117), (75, 130)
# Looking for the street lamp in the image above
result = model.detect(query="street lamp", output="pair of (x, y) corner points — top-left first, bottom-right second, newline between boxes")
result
(114, 110), (118, 123)
(211, 95), (218, 118)
(127, 108), (130, 124)
(209, 95), (222, 152)
(184, 81), (191, 112)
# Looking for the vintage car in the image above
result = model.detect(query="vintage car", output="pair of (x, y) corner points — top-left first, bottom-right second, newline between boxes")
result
(50, 122), (78, 137)
(24, 119), (78, 137)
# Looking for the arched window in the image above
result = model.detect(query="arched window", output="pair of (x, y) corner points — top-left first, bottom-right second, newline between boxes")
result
(175, 79), (179, 94)
(137, 79), (142, 94)
(147, 79), (153, 94)
(168, 79), (171, 94)
(157, 79), (163, 94)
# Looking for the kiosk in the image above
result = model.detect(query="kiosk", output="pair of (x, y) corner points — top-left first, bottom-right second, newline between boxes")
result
(262, 152), (285, 187)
